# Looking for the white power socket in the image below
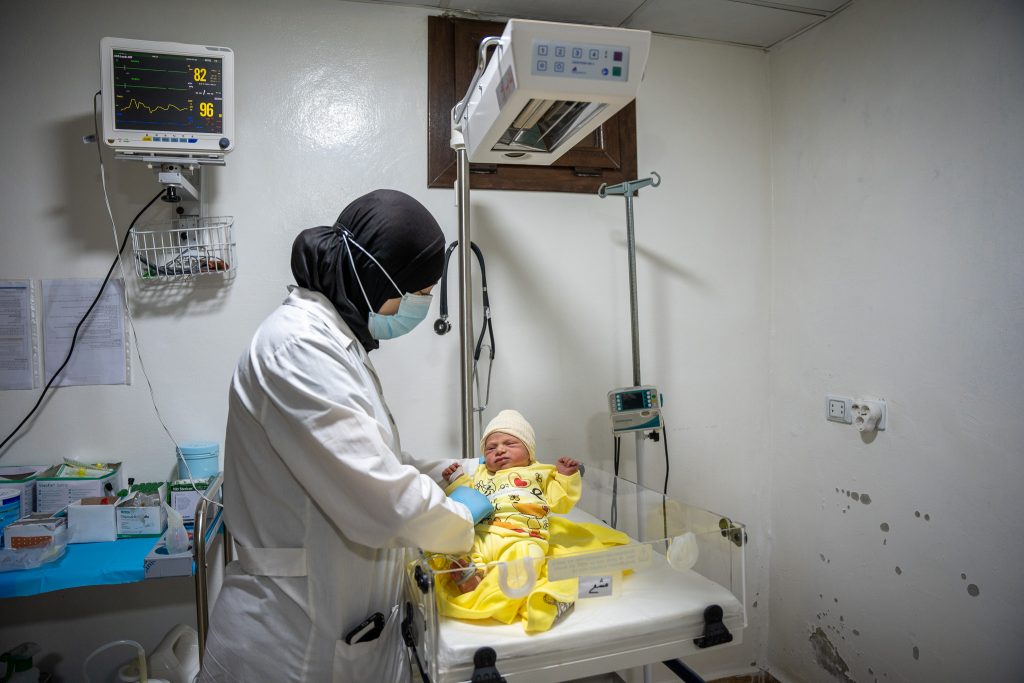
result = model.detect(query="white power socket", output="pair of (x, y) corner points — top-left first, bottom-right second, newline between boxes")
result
(852, 397), (887, 432)
(826, 395), (853, 424)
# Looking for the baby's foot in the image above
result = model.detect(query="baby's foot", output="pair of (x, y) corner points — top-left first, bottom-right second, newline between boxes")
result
(450, 558), (482, 593)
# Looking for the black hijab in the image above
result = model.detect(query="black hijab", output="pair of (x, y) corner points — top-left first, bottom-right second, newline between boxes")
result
(291, 189), (445, 352)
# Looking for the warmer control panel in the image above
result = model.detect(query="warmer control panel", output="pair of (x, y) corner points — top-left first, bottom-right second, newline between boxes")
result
(531, 40), (631, 81)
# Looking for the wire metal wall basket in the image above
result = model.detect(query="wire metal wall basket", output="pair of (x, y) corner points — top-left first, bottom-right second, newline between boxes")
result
(131, 216), (236, 281)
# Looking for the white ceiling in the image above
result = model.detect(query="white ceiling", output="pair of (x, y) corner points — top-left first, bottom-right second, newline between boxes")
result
(352, 0), (854, 49)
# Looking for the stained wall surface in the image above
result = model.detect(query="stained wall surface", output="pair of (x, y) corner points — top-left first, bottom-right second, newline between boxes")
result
(767, 0), (1024, 680)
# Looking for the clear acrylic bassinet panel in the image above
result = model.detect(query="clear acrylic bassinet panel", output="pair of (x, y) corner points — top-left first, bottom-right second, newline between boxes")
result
(405, 467), (746, 683)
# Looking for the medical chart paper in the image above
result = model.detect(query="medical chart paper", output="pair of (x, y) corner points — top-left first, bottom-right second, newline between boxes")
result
(42, 279), (129, 387)
(0, 280), (38, 390)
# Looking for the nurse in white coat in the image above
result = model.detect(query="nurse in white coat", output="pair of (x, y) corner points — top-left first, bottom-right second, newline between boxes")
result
(200, 190), (487, 682)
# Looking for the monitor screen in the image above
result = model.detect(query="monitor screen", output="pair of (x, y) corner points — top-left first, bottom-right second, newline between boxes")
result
(112, 49), (224, 135)
(619, 390), (646, 411)
(101, 37), (234, 157)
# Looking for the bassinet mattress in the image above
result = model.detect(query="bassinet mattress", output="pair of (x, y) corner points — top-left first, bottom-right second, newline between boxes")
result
(432, 508), (743, 682)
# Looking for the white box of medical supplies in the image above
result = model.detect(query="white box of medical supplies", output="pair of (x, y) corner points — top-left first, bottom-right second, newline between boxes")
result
(68, 497), (118, 543)
(116, 491), (167, 538)
(35, 462), (124, 514)
(125, 481), (168, 508)
(0, 465), (47, 516)
(169, 476), (215, 522)
(3, 511), (66, 549)
(143, 528), (194, 578)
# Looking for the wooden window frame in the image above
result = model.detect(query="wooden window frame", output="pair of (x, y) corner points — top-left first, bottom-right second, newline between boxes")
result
(427, 16), (639, 194)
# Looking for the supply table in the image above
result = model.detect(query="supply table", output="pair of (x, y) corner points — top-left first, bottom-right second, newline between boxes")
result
(0, 474), (229, 663)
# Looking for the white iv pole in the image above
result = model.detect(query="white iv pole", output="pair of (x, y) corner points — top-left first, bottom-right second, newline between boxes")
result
(598, 171), (661, 522)
(599, 172), (661, 683)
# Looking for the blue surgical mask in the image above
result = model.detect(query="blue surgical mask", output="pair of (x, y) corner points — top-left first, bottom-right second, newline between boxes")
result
(341, 230), (434, 340)
(367, 292), (433, 340)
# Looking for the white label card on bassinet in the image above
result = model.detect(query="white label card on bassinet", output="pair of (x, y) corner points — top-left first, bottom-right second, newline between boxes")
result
(578, 576), (613, 598)
(547, 543), (653, 581)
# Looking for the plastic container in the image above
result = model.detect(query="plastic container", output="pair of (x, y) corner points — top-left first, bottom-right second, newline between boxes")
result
(0, 488), (22, 549)
(0, 642), (41, 683)
(163, 504), (190, 555)
(117, 624), (199, 683)
(176, 442), (219, 480)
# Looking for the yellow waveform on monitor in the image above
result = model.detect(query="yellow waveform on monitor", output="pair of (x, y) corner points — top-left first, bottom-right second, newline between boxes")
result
(119, 98), (188, 114)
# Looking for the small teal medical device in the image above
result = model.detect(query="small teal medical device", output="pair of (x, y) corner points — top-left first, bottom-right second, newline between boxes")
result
(608, 385), (663, 435)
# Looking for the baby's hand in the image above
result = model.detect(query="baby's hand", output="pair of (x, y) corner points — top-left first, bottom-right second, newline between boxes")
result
(442, 462), (463, 482)
(556, 457), (580, 476)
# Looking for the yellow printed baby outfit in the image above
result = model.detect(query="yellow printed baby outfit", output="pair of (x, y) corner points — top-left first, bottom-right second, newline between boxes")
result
(437, 463), (626, 632)
(450, 462), (580, 542)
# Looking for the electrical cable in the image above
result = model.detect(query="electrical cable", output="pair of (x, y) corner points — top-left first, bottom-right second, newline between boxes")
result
(0, 189), (164, 452)
(90, 91), (223, 510)
(660, 424), (670, 543)
(607, 427), (669, 539)
(82, 639), (146, 683)
(93, 90), (180, 458)
(4, 92), (224, 513)
(610, 435), (621, 528)
(661, 425), (670, 495)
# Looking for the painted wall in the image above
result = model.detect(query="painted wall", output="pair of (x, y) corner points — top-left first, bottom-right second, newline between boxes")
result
(767, 0), (1024, 681)
(0, 0), (772, 679)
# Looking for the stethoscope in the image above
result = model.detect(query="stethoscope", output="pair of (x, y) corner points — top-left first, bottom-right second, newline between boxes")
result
(434, 240), (495, 432)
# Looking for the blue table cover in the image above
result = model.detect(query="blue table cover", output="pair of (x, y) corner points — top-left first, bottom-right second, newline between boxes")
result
(0, 537), (160, 598)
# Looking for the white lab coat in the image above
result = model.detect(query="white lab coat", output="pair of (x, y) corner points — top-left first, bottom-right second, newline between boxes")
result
(199, 287), (474, 683)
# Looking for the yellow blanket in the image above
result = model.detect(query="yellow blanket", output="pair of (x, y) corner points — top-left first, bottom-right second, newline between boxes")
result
(432, 516), (629, 632)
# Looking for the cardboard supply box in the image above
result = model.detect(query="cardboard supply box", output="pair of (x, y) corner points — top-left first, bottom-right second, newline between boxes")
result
(116, 491), (167, 538)
(68, 497), (118, 543)
(3, 511), (66, 549)
(170, 476), (216, 522)
(0, 465), (48, 517)
(126, 481), (168, 503)
(35, 462), (124, 514)
(143, 528), (194, 578)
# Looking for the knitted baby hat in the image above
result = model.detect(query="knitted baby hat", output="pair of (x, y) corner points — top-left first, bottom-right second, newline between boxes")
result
(480, 409), (536, 461)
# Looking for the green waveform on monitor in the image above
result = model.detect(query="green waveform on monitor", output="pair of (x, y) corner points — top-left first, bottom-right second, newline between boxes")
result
(119, 98), (189, 114)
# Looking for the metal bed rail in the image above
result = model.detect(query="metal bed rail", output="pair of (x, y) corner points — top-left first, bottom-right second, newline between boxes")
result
(192, 473), (232, 664)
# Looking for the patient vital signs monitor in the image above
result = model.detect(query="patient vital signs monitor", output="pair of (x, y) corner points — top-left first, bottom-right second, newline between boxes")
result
(100, 37), (234, 158)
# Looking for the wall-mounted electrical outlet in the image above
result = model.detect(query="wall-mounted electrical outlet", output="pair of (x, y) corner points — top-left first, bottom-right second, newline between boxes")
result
(826, 395), (853, 424)
(852, 397), (887, 432)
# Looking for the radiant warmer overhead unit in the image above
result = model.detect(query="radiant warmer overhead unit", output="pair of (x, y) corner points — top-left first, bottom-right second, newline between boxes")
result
(457, 19), (651, 165)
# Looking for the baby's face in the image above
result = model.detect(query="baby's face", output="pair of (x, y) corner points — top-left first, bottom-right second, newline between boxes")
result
(483, 431), (531, 472)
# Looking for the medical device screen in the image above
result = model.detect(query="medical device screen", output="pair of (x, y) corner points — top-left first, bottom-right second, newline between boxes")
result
(618, 391), (645, 411)
(112, 49), (224, 135)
